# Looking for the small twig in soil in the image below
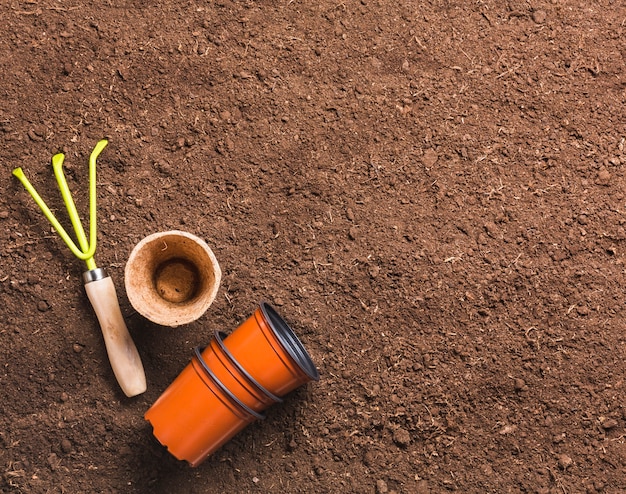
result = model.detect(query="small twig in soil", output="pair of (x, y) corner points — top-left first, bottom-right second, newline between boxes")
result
(413, 36), (426, 50)
(49, 6), (81, 12)
(496, 63), (522, 79)
(524, 326), (540, 349)
(484, 178), (505, 199)
(508, 253), (522, 267)
(423, 404), (435, 426)
(14, 8), (42, 15)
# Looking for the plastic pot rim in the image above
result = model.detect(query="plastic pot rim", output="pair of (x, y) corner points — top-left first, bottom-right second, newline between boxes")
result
(259, 302), (320, 382)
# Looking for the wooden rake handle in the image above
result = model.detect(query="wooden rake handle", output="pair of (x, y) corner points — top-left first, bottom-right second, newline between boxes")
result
(84, 271), (147, 397)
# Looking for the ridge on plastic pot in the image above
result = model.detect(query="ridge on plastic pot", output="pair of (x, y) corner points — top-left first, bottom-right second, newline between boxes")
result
(221, 302), (320, 396)
(145, 349), (262, 467)
(200, 330), (282, 412)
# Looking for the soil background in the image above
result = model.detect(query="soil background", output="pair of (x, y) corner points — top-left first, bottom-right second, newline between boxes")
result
(1, 1), (626, 493)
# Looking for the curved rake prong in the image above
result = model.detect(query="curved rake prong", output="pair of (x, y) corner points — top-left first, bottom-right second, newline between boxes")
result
(11, 139), (108, 271)
(12, 166), (90, 262)
(88, 139), (108, 261)
(52, 153), (93, 265)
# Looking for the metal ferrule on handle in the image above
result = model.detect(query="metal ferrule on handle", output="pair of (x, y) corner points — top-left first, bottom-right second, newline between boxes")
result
(83, 268), (107, 284)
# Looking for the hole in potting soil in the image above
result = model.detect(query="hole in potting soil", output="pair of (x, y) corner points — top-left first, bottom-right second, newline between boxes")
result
(154, 258), (200, 304)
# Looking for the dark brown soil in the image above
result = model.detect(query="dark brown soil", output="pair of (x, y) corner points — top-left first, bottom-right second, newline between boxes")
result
(2, 1), (626, 493)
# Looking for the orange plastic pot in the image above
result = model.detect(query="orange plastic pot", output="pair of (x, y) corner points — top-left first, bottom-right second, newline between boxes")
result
(144, 350), (263, 467)
(222, 302), (320, 397)
(201, 331), (282, 413)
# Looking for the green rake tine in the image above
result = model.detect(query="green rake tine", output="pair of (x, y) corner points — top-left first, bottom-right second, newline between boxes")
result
(11, 139), (109, 271)
(88, 139), (109, 260)
(52, 153), (92, 261)
(11, 167), (92, 263)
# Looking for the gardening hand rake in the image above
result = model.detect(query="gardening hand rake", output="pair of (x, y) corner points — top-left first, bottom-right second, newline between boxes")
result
(12, 140), (147, 397)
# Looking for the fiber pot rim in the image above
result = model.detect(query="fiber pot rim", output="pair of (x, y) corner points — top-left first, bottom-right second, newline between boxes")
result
(259, 302), (320, 382)
(125, 230), (221, 327)
(213, 330), (283, 403)
(193, 347), (265, 420)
